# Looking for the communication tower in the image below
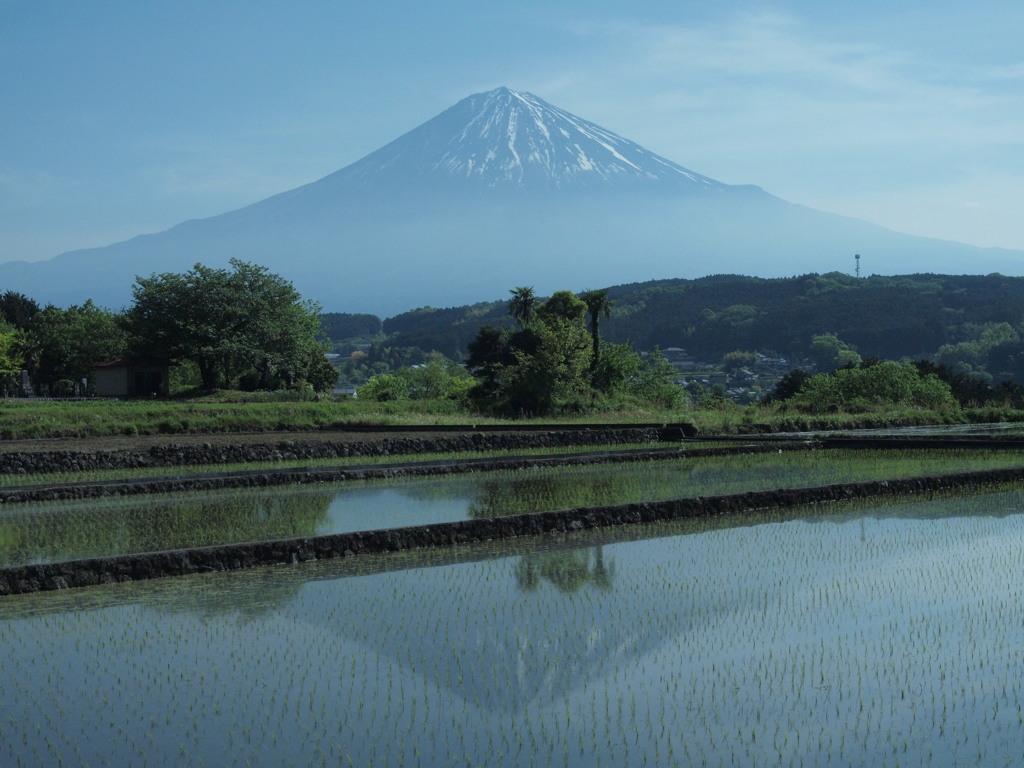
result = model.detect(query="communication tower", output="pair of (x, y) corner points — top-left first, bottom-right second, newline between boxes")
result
(855, 253), (861, 278)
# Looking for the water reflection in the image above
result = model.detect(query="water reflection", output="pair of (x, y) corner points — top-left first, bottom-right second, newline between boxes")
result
(3, 490), (1024, 767)
(0, 465), (677, 566)
(514, 546), (614, 593)
(9, 449), (1024, 567)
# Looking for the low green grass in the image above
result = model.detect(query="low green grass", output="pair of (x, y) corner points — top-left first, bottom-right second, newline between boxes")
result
(2, 395), (1024, 440)
(0, 398), (677, 439)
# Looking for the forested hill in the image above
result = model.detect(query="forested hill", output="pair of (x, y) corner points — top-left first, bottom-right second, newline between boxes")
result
(601, 272), (1024, 360)
(345, 272), (1024, 374)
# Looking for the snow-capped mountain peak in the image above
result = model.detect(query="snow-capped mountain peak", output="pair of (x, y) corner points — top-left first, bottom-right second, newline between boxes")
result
(329, 86), (724, 194)
(2, 86), (1011, 316)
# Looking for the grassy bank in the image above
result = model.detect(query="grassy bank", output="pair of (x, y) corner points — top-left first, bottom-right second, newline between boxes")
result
(1, 395), (1023, 441)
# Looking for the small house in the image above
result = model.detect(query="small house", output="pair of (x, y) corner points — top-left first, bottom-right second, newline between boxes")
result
(92, 358), (169, 397)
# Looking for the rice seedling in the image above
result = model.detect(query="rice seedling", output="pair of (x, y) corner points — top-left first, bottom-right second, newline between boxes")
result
(0, 442), (688, 488)
(5, 446), (1024, 567)
(3, 486), (1023, 765)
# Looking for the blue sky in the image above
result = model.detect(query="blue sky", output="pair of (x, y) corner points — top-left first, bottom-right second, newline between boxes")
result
(3, 0), (1023, 267)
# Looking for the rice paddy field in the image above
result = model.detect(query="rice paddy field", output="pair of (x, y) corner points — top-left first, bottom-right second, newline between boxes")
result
(0, 442), (691, 488)
(2, 486), (1024, 767)
(3, 446), (1024, 567)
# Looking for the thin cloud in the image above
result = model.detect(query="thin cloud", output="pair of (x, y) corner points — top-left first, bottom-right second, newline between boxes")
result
(570, 11), (912, 91)
(556, 10), (1017, 167)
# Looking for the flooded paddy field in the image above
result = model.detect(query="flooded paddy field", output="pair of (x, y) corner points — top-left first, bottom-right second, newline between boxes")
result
(4, 446), (1024, 567)
(2, 487), (1024, 767)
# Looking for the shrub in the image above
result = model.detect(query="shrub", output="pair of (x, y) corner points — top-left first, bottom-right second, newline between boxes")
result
(792, 361), (958, 413)
(52, 379), (75, 397)
(358, 374), (409, 402)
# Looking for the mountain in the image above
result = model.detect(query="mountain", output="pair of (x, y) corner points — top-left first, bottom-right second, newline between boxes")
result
(380, 272), (1024, 369)
(2, 87), (1022, 315)
(309, 86), (729, 196)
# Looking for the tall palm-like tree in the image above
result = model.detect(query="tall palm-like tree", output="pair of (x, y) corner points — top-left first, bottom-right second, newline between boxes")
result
(508, 286), (537, 329)
(580, 288), (613, 375)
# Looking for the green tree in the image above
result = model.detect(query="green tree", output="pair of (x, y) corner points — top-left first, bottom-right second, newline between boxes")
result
(580, 288), (613, 381)
(987, 341), (1024, 383)
(792, 361), (957, 413)
(467, 289), (592, 416)
(911, 360), (994, 407)
(357, 373), (409, 401)
(319, 312), (382, 342)
(506, 292), (592, 414)
(721, 349), (758, 374)
(632, 348), (685, 409)
(29, 301), (126, 389)
(536, 290), (587, 324)
(124, 260), (328, 391)
(506, 317), (592, 414)
(763, 368), (810, 402)
(508, 286), (537, 329)
(0, 323), (22, 393)
(396, 357), (472, 400)
(808, 333), (862, 371)
(0, 291), (39, 330)
(934, 322), (1024, 383)
(302, 354), (340, 393)
(980, 322), (1020, 348)
(465, 325), (514, 401)
(591, 342), (642, 394)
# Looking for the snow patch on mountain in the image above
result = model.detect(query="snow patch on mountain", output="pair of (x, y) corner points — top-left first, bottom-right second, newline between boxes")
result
(3, 85), (1014, 316)
(329, 87), (724, 194)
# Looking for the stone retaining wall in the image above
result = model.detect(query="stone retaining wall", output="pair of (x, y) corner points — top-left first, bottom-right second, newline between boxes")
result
(0, 443), (806, 504)
(2, 464), (1021, 596)
(2, 428), (1016, 478)
(0, 427), (674, 476)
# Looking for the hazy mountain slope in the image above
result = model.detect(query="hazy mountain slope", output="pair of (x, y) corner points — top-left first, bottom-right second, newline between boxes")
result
(2, 88), (1021, 314)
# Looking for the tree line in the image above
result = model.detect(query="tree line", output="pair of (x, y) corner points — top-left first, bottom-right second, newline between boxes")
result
(8, 261), (1024, 415)
(0, 259), (336, 396)
(359, 286), (686, 416)
(367, 272), (1024, 385)
(356, 283), (994, 417)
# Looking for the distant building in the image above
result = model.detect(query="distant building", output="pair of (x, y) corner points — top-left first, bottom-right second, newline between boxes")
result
(662, 347), (692, 364)
(93, 358), (169, 397)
